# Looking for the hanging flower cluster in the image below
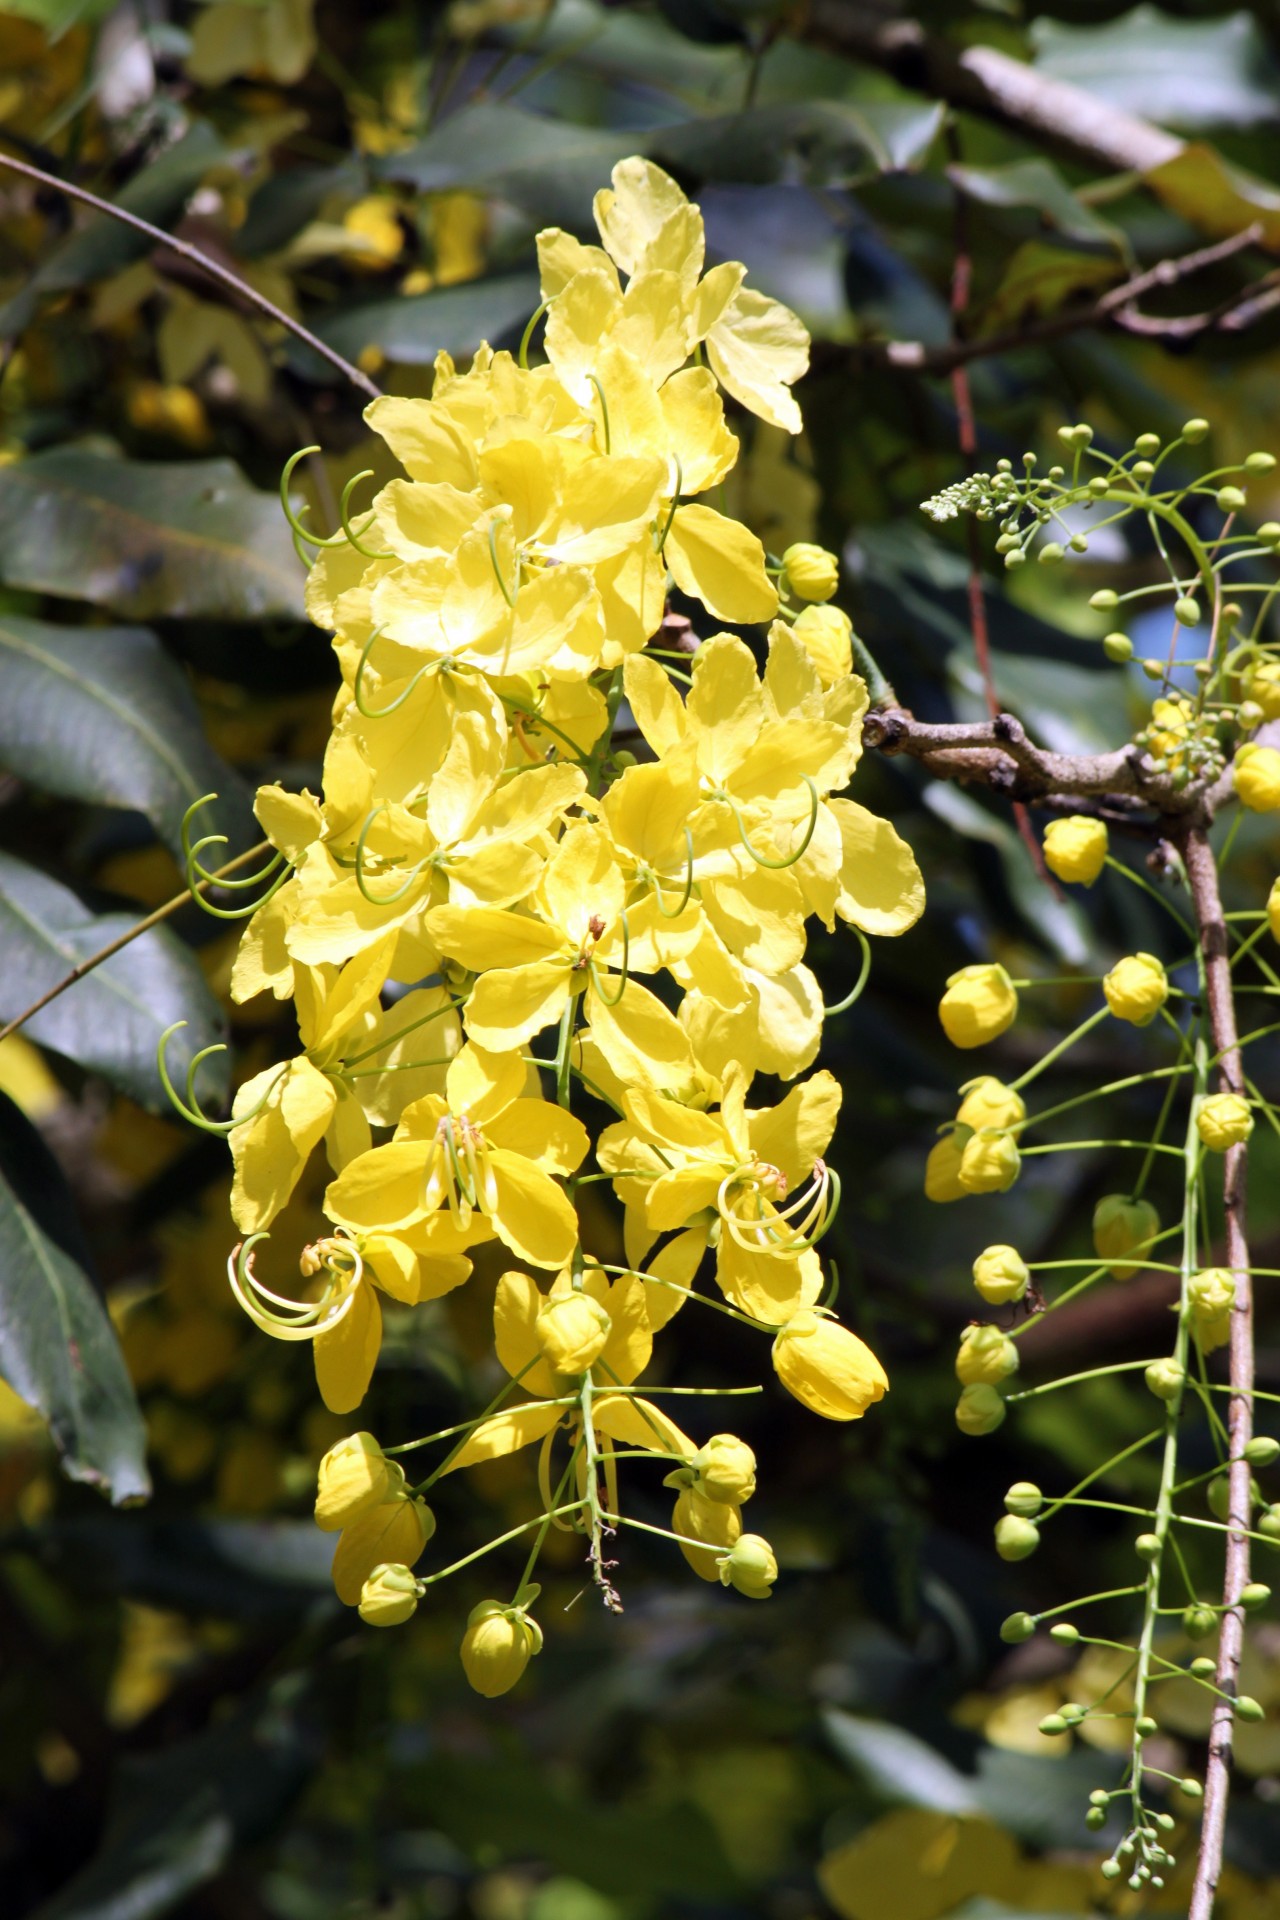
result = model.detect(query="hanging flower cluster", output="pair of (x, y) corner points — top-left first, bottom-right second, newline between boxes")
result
(196, 160), (923, 1691)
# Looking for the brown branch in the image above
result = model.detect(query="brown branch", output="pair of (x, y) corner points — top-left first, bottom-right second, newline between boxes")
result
(0, 150), (382, 402)
(1180, 825), (1254, 1920)
(0, 839), (273, 1050)
(799, 1), (1181, 175)
(876, 225), (1265, 376)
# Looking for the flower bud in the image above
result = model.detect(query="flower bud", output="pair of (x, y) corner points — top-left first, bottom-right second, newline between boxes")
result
(781, 542), (839, 603)
(1258, 1505), (1280, 1542)
(1240, 1582), (1271, 1611)
(1050, 1623), (1079, 1645)
(995, 1515), (1040, 1561)
(1090, 589), (1119, 610)
(1135, 433), (1160, 458)
(1103, 952), (1168, 1026)
(1183, 418), (1210, 444)
(956, 1077), (1025, 1132)
(958, 1128), (1021, 1194)
(1174, 597), (1201, 627)
(674, 1486), (742, 1580)
(1236, 1696), (1265, 1723)
(1004, 1481), (1042, 1517)
(460, 1600), (543, 1697)
(315, 1431), (397, 1531)
(717, 1532), (778, 1599)
(1092, 1194), (1159, 1281)
(358, 1562), (420, 1627)
(956, 1324), (1019, 1387)
(1235, 743), (1280, 812)
(1245, 660), (1280, 721)
(1135, 1532), (1162, 1561)
(972, 1244), (1029, 1306)
(1038, 1712), (1069, 1736)
(1042, 816), (1108, 886)
(1103, 632), (1133, 662)
(1190, 1655), (1218, 1676)
(1145, 1358), (1185, 1402)
(925, 1126), (970, 1202)
(999, 1610), (1036, 1643)
(793, 604), (852, 687)
(1085, 1807), (1106, 1831)
(692, 1434), (757, 1505)
(535, 1290), (611, 1375)
(331, 1493), (435, 1606)
(1183, 1604), (1218, 1639)
(1246, 451), (1276, 475)
(938, 964), (1018, 1049)
(1245, 1436), (1280, 1467)
(772, 1309), (888, 1421)
(1268, 877), (1280, 944)
(1208, 1473), (1239, 1520)
(1239, 700), (1265, 730)
(955, 1382), (1005, 1435)
(1197, 1093), (1254, 1151)
(1190, 1267), (1236, 1336)
(1180, 1778), (1204, 1800)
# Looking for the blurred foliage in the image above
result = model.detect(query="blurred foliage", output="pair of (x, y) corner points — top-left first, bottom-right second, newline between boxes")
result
(4, 1), (1280, 1916)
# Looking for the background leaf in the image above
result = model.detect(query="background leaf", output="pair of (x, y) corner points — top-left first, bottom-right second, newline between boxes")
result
(311, 271), (540, 368)
(1031, 6), (1280, 130)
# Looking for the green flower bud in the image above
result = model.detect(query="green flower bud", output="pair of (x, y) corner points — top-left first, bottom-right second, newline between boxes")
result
(1174, 596), (1201, 627)
(718, 1532), (778, 1599)
(1038, 542), (1064, 565)
(1135, 1532), (1162, 1560)
(1258, 1504), (1280, 1542)
(1103, 632), (1133, 662)
(1085, 1806), (1107, 1831)
(972, 1243), (1029, 1306)
(1134, 433), (1161, 457)
(1209, 1473), (1234, 1519)
(1145, 1358), (1185, 1402)
(1090, 588), (1119, 610)
(1184, 1606), (1218, 1641)
(1239, 700), (1265, 730)
(1180, 1778), (1204, 1799)
(995, 1515), (1040, 1562)
(1092, 1194), (1160, 1281)
(358, 1561), (420, 1627)
(1135, 1715), (1158, 1737)
(1088, 475), (1109, 496)
(956, 1383), (1006, 1435)
(1190, 1655), (1218, 1678)
(1183, 418), (1210, 444)
(1101, 1860), (1123, 1882)
(1236, 1696), (1265, 1722)
(1245, 451), (1276, 474)
(999, 1610), (1037, 1644)
(1133, 460), (1156, 481)
(1069, 534), (1088, 552)
(1050, 1623), (1080, 1645)
(1038, 1713), (1069, 1736)
(1060, 1701), (1085, 1724)
(1245, 1437), (1280, 1467)
(957, 1323), (1019, 1386)
(1004, 549), (1026, 570)
(1240, 1582), (1271, 1611)
(1004, 1481), (1043, 1518)
(1218, 485), (1247, 512)
(1141, 657), (1164, 680)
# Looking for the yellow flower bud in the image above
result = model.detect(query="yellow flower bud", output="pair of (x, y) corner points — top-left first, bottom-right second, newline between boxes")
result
(1245, 659), (1280, 721)
(460, 1600), (543, 1698)
(958, 1128), (1021, 1194)
(924, 1126), (970, 1202)
(717, 1532), (777, 1599)
(534, 1291), (611, 1375)
(1103, 951), (1168, 1026)
(1145, 1358), (1185, 1402)
(331, 1494), (435, 1606)
(692, 1434), (757, 1505)
(956, 1382), (1006, 1435)
(772, 1308), (888, 1421)
(938, 964), (1018, 1049)
(995, 1515), (1039, 1561)
(781, 542), (839, 602)
(315, 1431), (397, 1532)
(1268, 878), (1280, 945)
(956, 1323), (1019, 1387)
(972, 1244), (1029, 1306)
(1235, 743), (1280, 811)
(1189, 1268), (1235, 1355)
(1092, 1194), (1159, 1281)
(358, 1562), (420, 1627)
(1042, 816), (1108, 886)
(1197, 1092), (1254, 1151)
(956, 1077), (1025, 1132)
(673, 1486), (741, 1581)
(793, 604), (853, 687)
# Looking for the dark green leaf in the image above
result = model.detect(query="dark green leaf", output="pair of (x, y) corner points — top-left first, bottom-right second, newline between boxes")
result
(0, 851), (228, 1110)
(36, 1514), (336, 1618)
(949, 160), (1125, 252)
(0, 615), (255, 858)
(1032, 6), (1280, 131)
(378, 104), (635, 226)
(978, 240), (1123, 337)
(0, 450), (306, 620)
(312, 271), (541, 367)
(239, 158), (365, 257)
(921, 781), (1092, 966)
(822, 1710), (983, 1814)
(0, 1091), (149, 1505)
(652, 99), (944, 186)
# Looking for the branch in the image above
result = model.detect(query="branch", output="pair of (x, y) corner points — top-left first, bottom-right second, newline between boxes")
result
(863, 705), (1189, 809)
(800, 1), (1181, 175)
(0, 150), (382, 402)
(0, 839), (272, 1050)
(1180, 825), (1254, 1920)
(875, 225), (1265, 376)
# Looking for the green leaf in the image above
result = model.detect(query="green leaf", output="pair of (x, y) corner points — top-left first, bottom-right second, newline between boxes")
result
(1032, 6), (1280, 131)
(978, 240), (1123, 337)
(0, 1091), (149, 1506)
(948, 160), (1125, 252)
(0, 616), (255, 859)
(1146, 141), (1280, 248)
(0, 123), (224, 336)
(652, 98), (944, 186)
(312, 271), (541, 367)
(821, 1710), (983, 1815)
(379, 104), (635, 226)
(0, 450), (306, 620)
(0, 851), (228, 1111)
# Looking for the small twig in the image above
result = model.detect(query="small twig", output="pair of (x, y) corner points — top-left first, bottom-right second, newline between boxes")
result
(1181, 825), (1254, 1920)
(0, 838), (272, 1049)
(864, 705), (1183, 808)
(0, 149), (382, 401)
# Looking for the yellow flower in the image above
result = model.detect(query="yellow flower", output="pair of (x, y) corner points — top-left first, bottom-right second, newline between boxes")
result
(331, 1492), (435, 1605)
(956, 1383), (1006, 1435)
(958, 1128), (1020, 1195)
(924, 1126), (970, 1203)
(1268, 877), (1280, 944)
(690, 1434), (756, 1505)
(359, 1562), (420, 1626)
(718, 1532), (777, 1599)
(461, 1600), (542, 1697)
(973, 1245), (1029, 1306)
(772, 1308), (888, 1420)
(315, 1431), (397, 1530)
(1236, 743), (1280, 811)
(956, 1077), (1025, 1132)
(340, 195), (404, 268)
(956, 1325), (1018, 1386)
(1103, 951), (1168, 1026)
(938, 964), (1017, 1049)
(673, 1484), (742, 1581)
(782, 543), (838, 602)
(534, 1290), (612, 1376)
(1245, 658), (1280, 719)
(1042, 815), (1108, 886)
(1092, 1194), (1160, 1280)
(1189, 1267), (1236, 1354)
(793, 604), (853, 686)
(1197, 1093), (1254, 1151)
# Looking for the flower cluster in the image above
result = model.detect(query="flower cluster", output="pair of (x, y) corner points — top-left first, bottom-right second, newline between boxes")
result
(212, 160), (923, 1691)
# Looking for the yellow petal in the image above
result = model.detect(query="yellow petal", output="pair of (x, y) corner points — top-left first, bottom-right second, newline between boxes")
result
(488, 1149), (581, 1269)
(828, 798), (925, 936)
(314, 1278), (381, 1414)
(597, 1273), (652, 1384)
(254, 782), (321, 863)
(623, 654), (687, 758)
(325, 1139), (429, 1234)
(486, 1099), (590, 1176)
(594, 158), (698, 277)
(446, 1041), (526, 1125)
(463, 961), (572, 1052)
(705, 285), (808, 435)
(665, 504), (778, 625)
(442, 1400), (564, 1473)
(592, 1392), (691, 1458)
(748, 1070), (841, 1187)
(493, 1269), (558, 1397)
(643, 1227), (707, 1330)
(717, 1241), (823, 1324)
(426, 709), (505, 848)
(428, 904), (567, 972)
(230, 1056), (337, 1234)
(331, 1490), (431, 1604)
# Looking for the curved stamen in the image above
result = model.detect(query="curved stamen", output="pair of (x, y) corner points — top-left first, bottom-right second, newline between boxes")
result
(355, 804), (429, 906)
(228, 1234), (363, 1342)
(716, 1160), (838, 1257)
(353, 625), (427, 720)
(279, 445), (347, 550)
(158, 1023), (287, 1135)
(730, 776), (820, 871)
(589, 910), (630, 1008)
(650, 829), (696, 920)
(654, 458), (683, 557)
(824, 929), (872, 1017)
(588, 374), (611, 455)
(339, 468), (395, 560)
(181, 795), (285, 892)
(489, 515), (518, 608)
(518, 299), (550, 371)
